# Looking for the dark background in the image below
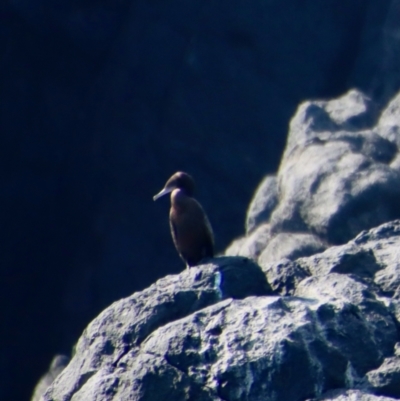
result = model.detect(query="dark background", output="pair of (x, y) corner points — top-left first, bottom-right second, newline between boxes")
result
(1, 1), (399, 400)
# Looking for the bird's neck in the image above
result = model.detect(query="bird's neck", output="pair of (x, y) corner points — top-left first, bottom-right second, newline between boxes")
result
(171, 188), (191, 210)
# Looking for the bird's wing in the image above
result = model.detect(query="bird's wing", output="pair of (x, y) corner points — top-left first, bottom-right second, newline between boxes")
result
(170, 219), (179, 245)
(202, 214), (214, 257)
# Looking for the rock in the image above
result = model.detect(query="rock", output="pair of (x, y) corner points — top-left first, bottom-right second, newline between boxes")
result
(246, 176), (279, 234)
(271, 89), (400, 244)
(299, 243), (381, 278)
(6, 1), (400, 398)
(261, 258), (310, 296)
(43, 294), (362, 401)
(225, 224), (272, 261)
(224, 236), (247, 257)
(260, 221), (400, 298)
(377, 92), (400, 150)
(365, 355), (400, 398)
(228, 89), (400, 267)
(323, 90), (376, 129)
(260, 219), (400, 323)
(377, 91), (400, 173)
(215, 257), (272, 299)
(353, 221), (400, 295)
(42, 219), (400, 401)
(295, 274), (397, 377)
(31, 355), (69, 401)
(309, 389), (398, 401)
(281, 90), (376, 161)
(353, 220), (400, 244)
(258, 232), (326, 265)
(43, 257), (271, 400)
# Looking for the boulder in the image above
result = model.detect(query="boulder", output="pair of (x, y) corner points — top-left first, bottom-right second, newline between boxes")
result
(365, 354), (400, 398)
(42, 220), (400, 401)
(228, 89), (400, 267)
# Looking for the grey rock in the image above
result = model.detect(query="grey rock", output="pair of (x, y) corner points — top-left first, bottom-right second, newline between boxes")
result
(373, 261), (400, 296)
(42, 219), (400, 401)
(299, 243), (381, 278)
(271, 89), (400, 244)
(377, 91), (400, 173)
(225, 224), (272, 261)
(227, 89), (400, 268)
(261, 258), (310, 296)
(44, 293), (378, 401)
(258, 232), (326, 265)
(323, 90), (376, 130)
(281, 90), (375, 162)
(246, 176), (278, 234)
(365, 356), (400, 398)
(31, 355), (69, 401)
(353, 220), (400, 245)
(377, 92), (400, 150)
(224, 236), (247, 257)
(215, 257), (272, 299)
(43, 257), (271, 401)
(309, 389), (398, 401)
(353, 221), (400, 295)
(295, 274), (397, 377)
(260, 219), (400, 314)
(7, 1), (400, 398)
(260, 221), (400, 299)
(387, 300), (400, 327)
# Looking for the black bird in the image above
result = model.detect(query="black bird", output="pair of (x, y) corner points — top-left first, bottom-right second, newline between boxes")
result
(153, 172), (214, 268)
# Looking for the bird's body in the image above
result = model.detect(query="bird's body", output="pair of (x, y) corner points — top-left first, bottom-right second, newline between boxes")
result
(153, 172), (214, 268)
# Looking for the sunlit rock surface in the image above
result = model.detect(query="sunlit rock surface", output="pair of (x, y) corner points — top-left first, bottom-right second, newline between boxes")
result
(42, 220), (400, 401)
(232, 90), (400, 265)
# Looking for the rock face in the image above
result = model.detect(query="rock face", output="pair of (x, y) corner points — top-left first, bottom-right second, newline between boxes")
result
(43, 220), (400, 401)
(31, 355), (69, 401)
(228, 89), (400, 265)
(365, 355), (400, 398)
(309, 389), (399, 401)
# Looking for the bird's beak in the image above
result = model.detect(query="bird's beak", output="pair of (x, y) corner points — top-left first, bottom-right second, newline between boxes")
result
(153, 187), (173, 201)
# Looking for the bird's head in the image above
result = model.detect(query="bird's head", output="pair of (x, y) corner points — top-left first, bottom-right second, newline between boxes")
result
(153, 171), (195, 200)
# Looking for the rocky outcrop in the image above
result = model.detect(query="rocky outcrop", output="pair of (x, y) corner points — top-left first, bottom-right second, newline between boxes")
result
(227, 89), (400, 265)
(42, 219), (400, 401)
(31, 355), (69, 401)
(5, 1), (400, 399)
(364, 354), (400, 398)
(40, 86), (400, 400)
(309, 389), (399, 401)
(42, 258), (271, 400)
